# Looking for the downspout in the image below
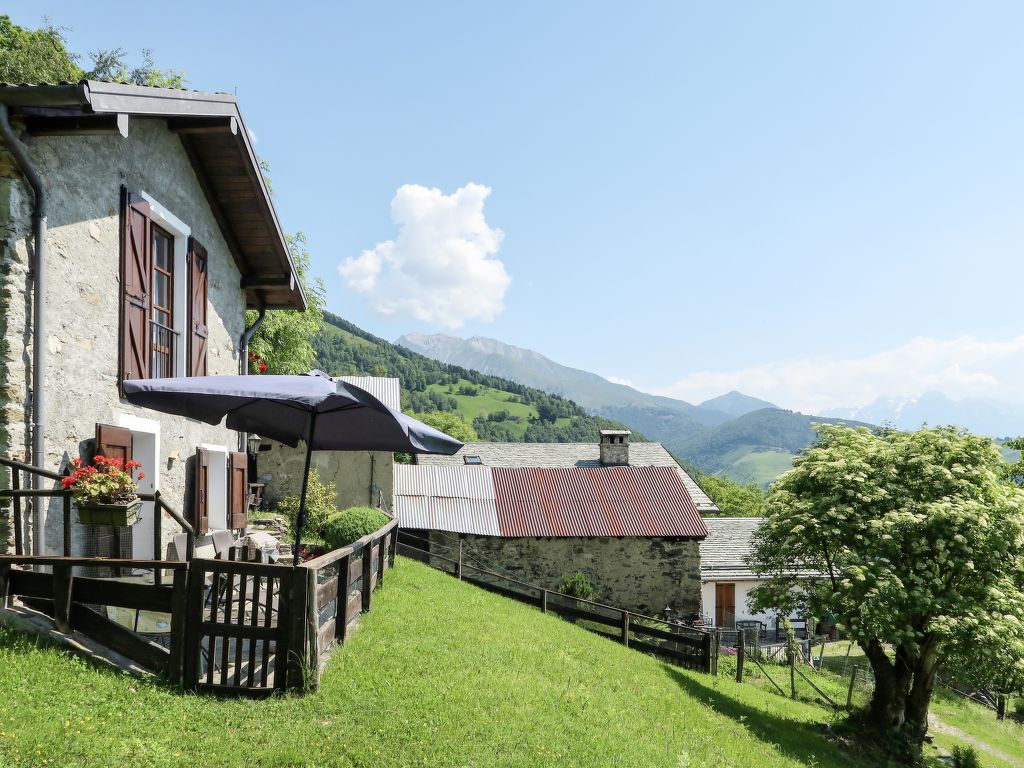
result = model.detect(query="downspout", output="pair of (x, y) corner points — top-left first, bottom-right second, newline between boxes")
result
(0, 105), (48, 555)
(238, 306), (266, 452)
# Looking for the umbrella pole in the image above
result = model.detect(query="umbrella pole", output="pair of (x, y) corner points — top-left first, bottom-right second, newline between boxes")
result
(292, 440), (314, 567)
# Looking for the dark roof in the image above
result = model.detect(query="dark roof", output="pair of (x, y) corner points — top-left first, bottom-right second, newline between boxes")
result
(0, 80), (304, 310)
(394, 464), (708, 539)
(699, 517), (765, 580)
(417, 441), (719, 512)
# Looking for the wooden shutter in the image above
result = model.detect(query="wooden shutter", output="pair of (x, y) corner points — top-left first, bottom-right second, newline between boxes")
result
(227, 451), (248, 530)
(120, 188), (151, 386)
(193, 448), (210, 535)
(95, 423), (133, 465)
(187, 237), (209, 377)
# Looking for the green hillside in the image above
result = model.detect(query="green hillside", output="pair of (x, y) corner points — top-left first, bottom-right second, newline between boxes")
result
(0, 558), (888, 767)
(313, 313), (641, 443)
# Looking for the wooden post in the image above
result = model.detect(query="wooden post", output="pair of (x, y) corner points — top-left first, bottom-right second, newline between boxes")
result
(789, 649), (797, 698)
(361, 542), (373, 612)
(287, 566), (311, 692)
(336, 553), (351, 643)
(167, 567), (188, 687)
(541, 589), (548, 613)
(846, 666), (858, 709)
(736, 630), (745, 683)
(182, 561), (205, 692)
(52, 563), (73, 634)
(621, 611), (630, 647)
(456, 538), (463, 580)
(153, 492), (163, 587)
(712, 629), (720, 676)
(703, 631), (713, 673)
(62, 492), (72, 558)
(818, 639), (826, 671)
(12, 468), (23, 556)
(0, 563), (10, 609)
(305, 565), (319, 691)
(997, 694), (1006, 721)
(388, 526), (398, 567)
(377, 535), (386, 585)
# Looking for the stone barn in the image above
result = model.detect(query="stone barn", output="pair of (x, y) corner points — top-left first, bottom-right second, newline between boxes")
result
(395, 431), (710, 617)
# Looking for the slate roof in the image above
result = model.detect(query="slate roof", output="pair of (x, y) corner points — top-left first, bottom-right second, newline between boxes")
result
(699, 517), (765, 581)
(0, 80), (303, 309)
(394, 464), (708, 539)
(418, 441), (719, 513)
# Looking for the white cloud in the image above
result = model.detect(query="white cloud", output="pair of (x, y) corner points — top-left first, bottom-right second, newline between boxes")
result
(653, 335), (1024, 414)
(340, 183), (510, 328)
(605, 375), (635, 387)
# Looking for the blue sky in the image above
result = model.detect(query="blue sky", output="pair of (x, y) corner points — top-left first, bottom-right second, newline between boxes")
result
(15, 2), (1024, 412)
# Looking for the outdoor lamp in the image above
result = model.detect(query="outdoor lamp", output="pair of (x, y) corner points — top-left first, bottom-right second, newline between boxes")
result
(247, 433), (262, 456)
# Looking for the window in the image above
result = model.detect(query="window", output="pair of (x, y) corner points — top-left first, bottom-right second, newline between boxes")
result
(150, 225), (176, 378)
(464, 455), (482, 465)
(120, 187), (208, 386)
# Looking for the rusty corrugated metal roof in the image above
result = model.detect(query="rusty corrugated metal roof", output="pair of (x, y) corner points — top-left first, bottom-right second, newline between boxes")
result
(492, 466), (706, 538)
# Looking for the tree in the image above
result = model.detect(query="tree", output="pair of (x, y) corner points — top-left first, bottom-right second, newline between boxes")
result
(247, 233), (325, 374)
(697, 474), (765, 517)
(405, 411), (478, 443)
(748, 424), (1024, 758)
(84, 47), (185, 88)
(0, 16), (82, 83)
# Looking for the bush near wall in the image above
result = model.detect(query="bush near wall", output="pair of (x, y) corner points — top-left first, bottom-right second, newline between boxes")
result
(323, 506), (389, 549)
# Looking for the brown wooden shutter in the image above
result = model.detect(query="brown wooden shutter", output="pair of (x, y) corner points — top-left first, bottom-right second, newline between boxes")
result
(227, 451), (248, 530)
(193, 447), (210, 534)
(120, 188), (151, 386)
(95, 423), (133, 465)
(187, 237), (209, 377)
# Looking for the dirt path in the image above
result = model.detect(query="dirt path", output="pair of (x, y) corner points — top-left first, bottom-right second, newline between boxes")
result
(929, 713), (1023, 768)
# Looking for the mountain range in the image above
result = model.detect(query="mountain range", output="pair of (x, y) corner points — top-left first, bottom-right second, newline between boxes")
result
(823, 392), (1024, 438)
(396, 333), (866, 484)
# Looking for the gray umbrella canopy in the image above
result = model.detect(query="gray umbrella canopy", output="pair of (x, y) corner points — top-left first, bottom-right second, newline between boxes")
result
(123, 370), (463, 563)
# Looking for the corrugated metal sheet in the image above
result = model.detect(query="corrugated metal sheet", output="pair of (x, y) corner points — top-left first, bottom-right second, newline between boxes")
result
(335, 376), (401, 411)
(393, 465), (499, 536)
(492, 466), (707, 538)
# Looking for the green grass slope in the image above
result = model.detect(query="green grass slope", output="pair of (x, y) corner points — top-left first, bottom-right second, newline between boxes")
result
(2, 558), (874, 768)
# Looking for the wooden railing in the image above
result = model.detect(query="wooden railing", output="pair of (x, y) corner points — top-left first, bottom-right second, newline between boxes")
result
(396, 530), (713, 673)
(0, 457), (194, 585)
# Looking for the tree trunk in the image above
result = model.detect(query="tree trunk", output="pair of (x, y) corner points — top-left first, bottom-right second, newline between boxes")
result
(860, 637), (938, 755)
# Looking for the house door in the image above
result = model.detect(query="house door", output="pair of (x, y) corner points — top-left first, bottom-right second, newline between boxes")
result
(715, 583), (736, 629)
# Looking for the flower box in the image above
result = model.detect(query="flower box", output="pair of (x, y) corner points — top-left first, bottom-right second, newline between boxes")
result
(76, 498), (143, 528)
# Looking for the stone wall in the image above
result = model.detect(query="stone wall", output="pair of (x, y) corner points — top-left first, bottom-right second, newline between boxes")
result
(428, 530), (702, 616)
(257, 442), (394, 514)
(0, 119), (248, 556)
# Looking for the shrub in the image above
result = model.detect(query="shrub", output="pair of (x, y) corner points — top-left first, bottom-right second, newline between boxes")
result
(952, 745), (981, 768)
(323, 506), (389, 549)
(275, 469), (337, 540)
(560, 571), (595, 602)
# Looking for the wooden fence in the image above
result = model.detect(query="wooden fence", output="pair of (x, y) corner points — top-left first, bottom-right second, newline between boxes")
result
(396, 530), (713, 673)
(0, 516), (400, 697)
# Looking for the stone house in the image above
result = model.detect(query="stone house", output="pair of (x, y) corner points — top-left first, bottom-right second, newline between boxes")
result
(255, 376), (398, 513)
(395, 431), (710, 616)
(0, 80), (305, 558)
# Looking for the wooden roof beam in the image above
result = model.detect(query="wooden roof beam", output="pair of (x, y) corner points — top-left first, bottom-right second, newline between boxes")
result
(25, 113), (129, 138)
(168, 116), (238, 135)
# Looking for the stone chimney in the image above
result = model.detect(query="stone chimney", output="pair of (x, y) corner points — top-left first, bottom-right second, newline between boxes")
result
(599, 429), (631, 466)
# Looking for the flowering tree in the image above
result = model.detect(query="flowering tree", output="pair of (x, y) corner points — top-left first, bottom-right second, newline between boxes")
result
(749, 424), (1024, 757)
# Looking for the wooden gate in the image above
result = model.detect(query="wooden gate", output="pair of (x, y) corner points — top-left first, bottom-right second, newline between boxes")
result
(182, 557), (297, 696)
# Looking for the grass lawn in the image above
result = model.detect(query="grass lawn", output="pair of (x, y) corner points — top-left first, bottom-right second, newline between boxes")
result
(1, 558), (890, 768)
(426, 379), (537, 437)
(719, 447), (796, 486)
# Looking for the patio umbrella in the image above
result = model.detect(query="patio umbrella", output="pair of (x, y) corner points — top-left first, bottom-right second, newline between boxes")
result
(123, 370), (462, 564)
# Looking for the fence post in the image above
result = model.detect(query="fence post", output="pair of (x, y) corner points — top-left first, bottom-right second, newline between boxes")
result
(846, 666), (858, 709)
(12, 467), (23, 556)
(52, 563), (73, 634)
(287, 566), (312, 693)
(789, 648), (797, 699)
(361, 542), (373, 612)
(997, 694), (1006, 721)
(167, 567), (188, 686)
(736, 630), (745, 683)
(541, 589), (548, 613)
(62, 492), (72, 558)
(703, 631), (713, 673)
(0, 562), (10, 609)
(457, 538), (463, 580)
(336, 553), (351, 643)
(712, 629), (720, 676)
(621, 611), (630, 647)
(305, 565), (320, 692)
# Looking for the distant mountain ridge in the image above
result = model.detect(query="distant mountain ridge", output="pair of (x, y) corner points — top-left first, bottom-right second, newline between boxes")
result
(396, 332), (858, 485)
(823, 391), (1024, 438)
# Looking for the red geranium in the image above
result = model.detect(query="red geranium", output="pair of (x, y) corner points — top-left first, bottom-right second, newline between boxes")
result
(63, 455), (144, 505)
(248, 350), (269, 374)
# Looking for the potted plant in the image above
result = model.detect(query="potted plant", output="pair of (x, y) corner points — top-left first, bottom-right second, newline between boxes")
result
(63, 455), (145, 527)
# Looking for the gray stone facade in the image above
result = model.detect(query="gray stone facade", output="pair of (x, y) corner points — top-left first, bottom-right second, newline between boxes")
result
(0, 119), (248, 557)
(257, 443), (394, 514)
(428, 530), (702, 617)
